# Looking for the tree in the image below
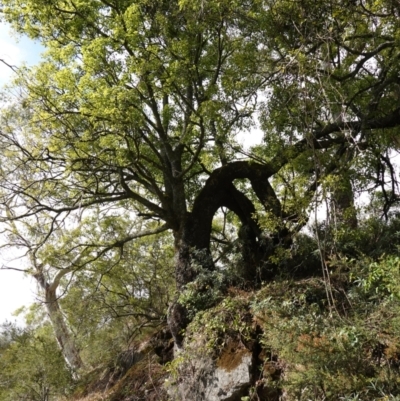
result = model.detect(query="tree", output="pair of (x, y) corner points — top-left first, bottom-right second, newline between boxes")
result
(0, 0), (399, 347)
(1, 217), (86, 372)
(0, 322), (73, 401)
(57, 226), (176, 367)
(1, 210), (174, 370)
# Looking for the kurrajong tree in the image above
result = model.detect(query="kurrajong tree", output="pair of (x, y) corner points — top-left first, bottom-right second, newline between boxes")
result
(1, 0), (400, 347)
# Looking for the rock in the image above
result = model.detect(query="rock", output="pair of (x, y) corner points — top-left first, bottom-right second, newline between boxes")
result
(206, 350), (252, 401)
(168, 340), (253, 401)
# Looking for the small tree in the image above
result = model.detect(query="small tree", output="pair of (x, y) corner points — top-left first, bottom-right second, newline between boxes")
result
(0, 322), (73, 401)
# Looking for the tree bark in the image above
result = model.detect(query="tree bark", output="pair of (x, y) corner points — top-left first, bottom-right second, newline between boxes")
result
(332, 176), (358, 229)
(168, 161), (287, 346)
(33, 271), (83, 373)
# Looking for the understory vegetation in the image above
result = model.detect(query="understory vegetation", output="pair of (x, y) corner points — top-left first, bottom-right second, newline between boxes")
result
(173, 213), (400, 401)
(2, 212), (400, 401)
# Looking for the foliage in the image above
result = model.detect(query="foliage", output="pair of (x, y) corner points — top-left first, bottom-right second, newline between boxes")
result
(250, 257), (400, 401)
(354, 256), (400, 301)
(0, 322), (73, 401)
(314, 212), (400, 259)
(57, 230), (175, 368)
(178, 266), (226, 319)
(186, 293), (253, 353)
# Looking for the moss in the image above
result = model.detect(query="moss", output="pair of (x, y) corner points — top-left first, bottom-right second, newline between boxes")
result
(216, 339), (251, 372)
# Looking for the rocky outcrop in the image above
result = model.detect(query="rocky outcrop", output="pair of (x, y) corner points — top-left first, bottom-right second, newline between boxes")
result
(206, 347), (253, 401)
(167, 344), (252, 401)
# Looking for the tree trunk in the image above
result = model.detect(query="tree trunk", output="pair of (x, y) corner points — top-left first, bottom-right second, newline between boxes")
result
(168, 161), (288, 347)
(33, 271), (83, 373)
(332, 175), (358, 229)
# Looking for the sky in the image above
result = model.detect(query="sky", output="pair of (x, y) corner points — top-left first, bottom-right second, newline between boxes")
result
(0, 23), (44, 86)
(0, 22), (44, 325)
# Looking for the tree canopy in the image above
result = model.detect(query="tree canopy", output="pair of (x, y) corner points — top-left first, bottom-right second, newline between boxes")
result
(1, 0), (400, 347)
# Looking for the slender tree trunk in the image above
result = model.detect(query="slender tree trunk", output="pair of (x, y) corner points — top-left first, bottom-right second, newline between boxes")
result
(332, 175), (358, 229)
(33, 271), (83, 373)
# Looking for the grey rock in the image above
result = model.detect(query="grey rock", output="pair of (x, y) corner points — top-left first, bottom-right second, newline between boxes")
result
(167, 346), (253, 401)
(205, 352), (252, 401)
